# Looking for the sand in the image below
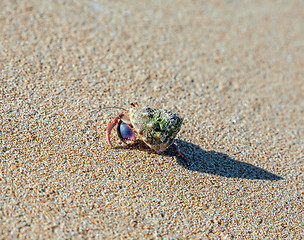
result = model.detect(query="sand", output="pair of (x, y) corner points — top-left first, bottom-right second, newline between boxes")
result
(0, 0), (303, 239)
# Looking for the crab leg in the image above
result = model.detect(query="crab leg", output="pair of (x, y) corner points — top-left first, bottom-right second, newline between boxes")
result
(171, 143), (191, 166)
(106, 113), (131, 146)
(106, 114), (123, 146)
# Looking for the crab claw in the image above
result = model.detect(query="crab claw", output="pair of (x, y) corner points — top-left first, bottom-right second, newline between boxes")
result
(118, 121), (135, 140)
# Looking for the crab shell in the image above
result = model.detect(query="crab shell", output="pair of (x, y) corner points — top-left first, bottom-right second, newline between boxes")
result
(129, 106), (183, 152)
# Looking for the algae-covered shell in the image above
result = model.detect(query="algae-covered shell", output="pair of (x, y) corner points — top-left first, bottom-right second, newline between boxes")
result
(130, 106), (183, 152)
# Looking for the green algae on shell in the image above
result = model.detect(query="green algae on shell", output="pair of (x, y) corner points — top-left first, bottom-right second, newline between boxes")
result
(130, 106), (183, 152)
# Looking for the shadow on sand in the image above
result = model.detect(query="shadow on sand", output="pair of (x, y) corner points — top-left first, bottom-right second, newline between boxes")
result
(115, 139), (283, 180)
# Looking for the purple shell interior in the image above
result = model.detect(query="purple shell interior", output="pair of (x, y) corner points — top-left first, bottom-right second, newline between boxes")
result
(119, 122), (135, 140)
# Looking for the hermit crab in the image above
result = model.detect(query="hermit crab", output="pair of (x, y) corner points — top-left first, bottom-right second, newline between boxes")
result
(106, 102), (190, 165)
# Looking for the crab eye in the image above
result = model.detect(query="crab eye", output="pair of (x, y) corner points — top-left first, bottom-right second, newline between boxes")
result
(117, 121), (135, 140)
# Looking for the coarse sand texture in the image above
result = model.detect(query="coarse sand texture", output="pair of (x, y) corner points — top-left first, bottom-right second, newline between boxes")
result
(0, 0), (303, 239)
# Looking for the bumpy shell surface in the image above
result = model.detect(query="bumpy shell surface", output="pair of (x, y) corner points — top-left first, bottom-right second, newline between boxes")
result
(129, 106), (183, 152)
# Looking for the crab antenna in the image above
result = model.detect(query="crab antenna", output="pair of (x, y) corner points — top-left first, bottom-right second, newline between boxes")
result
(100, 106), (128, 112)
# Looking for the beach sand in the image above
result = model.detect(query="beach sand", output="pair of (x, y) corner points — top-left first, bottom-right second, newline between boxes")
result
(1, 0), (303, 239)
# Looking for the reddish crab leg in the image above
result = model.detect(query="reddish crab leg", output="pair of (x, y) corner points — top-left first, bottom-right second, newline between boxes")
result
(171, 143), (191, 166)
(106, 114), (123, 146)
(106, 112), (132, 147)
